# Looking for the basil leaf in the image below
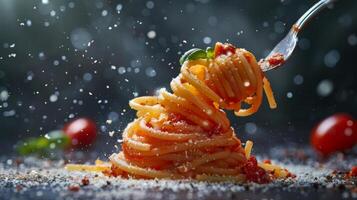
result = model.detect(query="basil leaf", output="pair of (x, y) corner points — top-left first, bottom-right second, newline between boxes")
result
(179, 48), (207, 65)
(47, 130), (71, 148)
(16, 130), (70, 155)
(187, 49), (207, 61)
(206, 47), (214, 59)
(180, 48), (200, 65)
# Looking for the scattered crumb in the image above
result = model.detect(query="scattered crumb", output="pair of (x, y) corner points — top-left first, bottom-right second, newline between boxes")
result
(68, 185), (80, 192)
(81, 176), (90, 186)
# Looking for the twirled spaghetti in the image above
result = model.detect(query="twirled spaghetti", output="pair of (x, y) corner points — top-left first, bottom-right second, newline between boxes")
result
(66, 42), (291, 183)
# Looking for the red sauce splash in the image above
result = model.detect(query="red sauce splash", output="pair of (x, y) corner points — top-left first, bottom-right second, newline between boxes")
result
(350, 166), (357, 177)
(263, 159), (272, 164)
(68, 185), (80, 192)
(267, 53), (285, 66)
(292, 24), (300, 33)
(242, 156), (271, 184)
(214, 42), (236, 58)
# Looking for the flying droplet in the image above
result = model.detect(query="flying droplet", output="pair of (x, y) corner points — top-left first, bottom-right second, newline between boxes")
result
(293, 74), (304, 85)
(347, 34), (357, 46)
(324, 50), (340, 68)
(286, 92), (293, 98)
(317, 79), (333, 97)
(49, 94), (58, 102)
(147, 30), (156, 39)
(245, 122), (257, 134)
(70, 28), (92, 50)
(146, 1), (154, 9)
(145, 67), (157, 77)
(203, 37), (211, 44)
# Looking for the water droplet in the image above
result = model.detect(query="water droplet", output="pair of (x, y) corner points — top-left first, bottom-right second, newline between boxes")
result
(118, 67), (126, 74)
(50, 10), (56, 17)
(70, 28), (92, 50)
(116, 4), (123, 11)
(146, 1), (154, 9)
(208, 16), (217, 26)
(0, 90), (9, 101)
(60, 5), (66, 12)
(26, 71), (34, 81)
(26, 20), (32, 27)
(344, 128), (353, 136)
(108, 111), (119, 122)
(145, 67), (157, 77)
(38, 52), (45, 60)
(324, 50), (340, 68)
(68, 2), (75, 8)
(83, 73), (93, 81)
(49, 94), (58, 102)
(109, 131), (115, 137)
(203, 36), (211, 44)
(147, 30), (156, 39)
(236, 30), (244, 36)
(347, 34), (357, 46)
(53, 60), (59, 66)
(8, 53), (16, 58)
(347, 120), (354, 126)
(49, 143), (56, 149)
(245, 122), (257, 134)
(317, 79), (333, 97)
(293, 74), (304, 85)
(286, 92), (293, 98)
(3, 110), (16, 117)
(6, 159), (13, 165)
(101, 10), (108, 17)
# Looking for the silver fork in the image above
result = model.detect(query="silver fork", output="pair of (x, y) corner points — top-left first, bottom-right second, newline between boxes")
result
(260, 0), (336, 72)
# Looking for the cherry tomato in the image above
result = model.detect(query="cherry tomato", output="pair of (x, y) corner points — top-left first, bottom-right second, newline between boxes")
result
(63, 118), (97, 148)
(214, 42), (236, 57)
(310, 113), (357, 156)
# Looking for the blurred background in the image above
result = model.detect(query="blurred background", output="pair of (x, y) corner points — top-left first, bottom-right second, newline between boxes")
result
(0, 0), (356, 154)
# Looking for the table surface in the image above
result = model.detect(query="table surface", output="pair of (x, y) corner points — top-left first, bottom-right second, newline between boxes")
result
(0, 145), (356, 200)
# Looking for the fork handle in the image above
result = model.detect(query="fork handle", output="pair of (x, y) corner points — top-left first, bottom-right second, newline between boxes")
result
(294, 0), (337, 33)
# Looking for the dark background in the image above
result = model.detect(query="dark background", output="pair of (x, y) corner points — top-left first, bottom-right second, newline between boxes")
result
(0, 0), (356, 154)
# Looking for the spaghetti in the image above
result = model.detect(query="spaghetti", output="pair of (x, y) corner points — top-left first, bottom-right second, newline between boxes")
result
(66, 42), (291, 183)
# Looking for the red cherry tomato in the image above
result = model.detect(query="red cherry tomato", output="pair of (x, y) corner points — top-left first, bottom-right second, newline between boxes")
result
(63, 118), (97, 148)
(214, 42), (236, 58)
(310, 113), (357, 156)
